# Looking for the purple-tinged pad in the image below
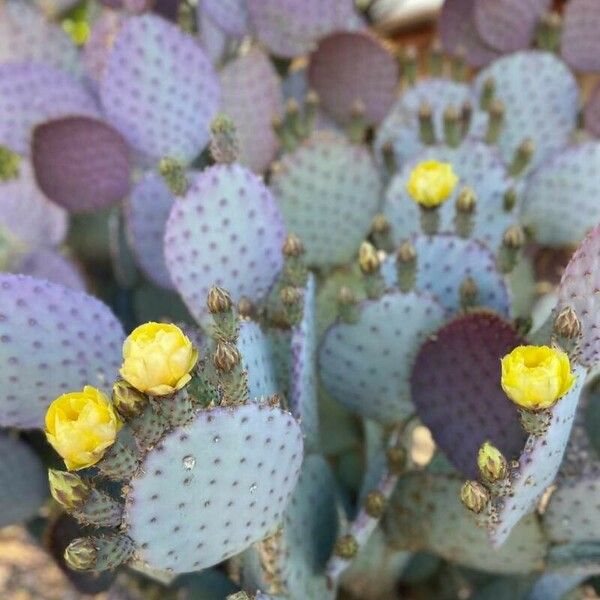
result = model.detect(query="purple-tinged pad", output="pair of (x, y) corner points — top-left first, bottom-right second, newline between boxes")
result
(439, 0), (501, 67)
(557, 224), (600, 367)
(382, 141), (516, 252)
(474, 0), (551, 53)
(270, 132), (381, 269)
(31, 116), (131, 213)
(124, 172), (174, 289)
(0, 431), (47, 527)
(584, 82), (600, 138)
(386, 472), (546, 573)
(100, 14), (220, 163)
(16, 249), (86, 292)
(0, 273), (124, 428)
(202, 0), (249, 37)
(488, 364), (586, 547)
(220, 48), (283, 173)
(522, 143), (600, 245)
(165, 163), (286, 323)
(246, 0), (362, 58)
(381, 234), (511, 317)
(0, 63), (99, 157)
(125, 403), (303, 572)
(319, 290), (446, 423)
(530, 567), (600, 600)
(83, 11), (123, 86)
(290, 274), (319, 451)
(410, 312), (526, 478)
(196, 6), (229, 66)
(237, 320), (280, 402)
(0, 1), (81, 76)
(307, 32), (399, 126)
(561, 0), (600, 73)
(473, 51), (579, 172)
(0, 159), (68, 250)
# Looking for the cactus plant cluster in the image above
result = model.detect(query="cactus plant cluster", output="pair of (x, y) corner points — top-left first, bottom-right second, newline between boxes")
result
(2, 0), (600, 598)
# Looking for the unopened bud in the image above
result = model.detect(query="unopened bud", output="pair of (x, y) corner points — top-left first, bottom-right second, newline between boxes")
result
(210, 114), (239, 164)
(48, 469), (90, 511)
(554, 306), (581, 340)
(364, 490), (386, 518)
(397, 240), (416, 263)
(213, 341), (241, 373)
(285, 98), (300, 117)
(282, 233), (305, 258)
(460, 276), (478, 307)
(386, 445), (407, 474)
(305, 89), (319, 109)
(65, 538), (98, 571)
(207, 286), (232, 314)
(237, 296), (254, 318)
(158, 157), (188, 196)
(371, 214), (391, 235)
(0, 146), (21, 181)
(280, 286), (301, 306)
(456, 187), (476, 213)
(477, 441), (508, 483)
(460, 480), (490, 514)
(503, 187), (517, 211)
(359, 242), (380, 274)
(112, 380), (147, 420)
(334, 534), (358, 559)
(337, 286), (356, 306)
(503, 225), (525, 249)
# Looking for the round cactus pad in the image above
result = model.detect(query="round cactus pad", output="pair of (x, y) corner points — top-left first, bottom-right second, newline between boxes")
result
(473, 51), (579, 172)
(0, 62), (99, 156)
(270, 133), (381, 269)
(165, 163), (286, 322)
(522, 143), (600, 245)
(319, 290), (446, 423)
(0, 274), (124, 428)
(32, 117), (131, 213)
(83, 11), (123, 86)
(202, 0), (249, 37)
(17, 249), (85, 291)
(100, 14), (220, 162)
(411, 312), (526, 478)
(561, 0), (600, 72)
(308, 32), (399, 125)
(557, 224), (600, 367)
(125, 403), (303, 572)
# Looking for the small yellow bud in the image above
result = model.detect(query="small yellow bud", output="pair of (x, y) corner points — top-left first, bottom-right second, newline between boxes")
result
(237, 296), (254, 318)
(456, 187), (476, 213)
(48, 469), (90, 510)
(371, 213), (391, 234)
(45, 386), (122, 471)
(282, 233), (305, 258)
(0, 146), (21, 181)
(397, 240), (417, 263)
(501, 345), (576, 411)
(503, 225), (525, 249)
(112, 380), (147, 420)
(65, 537), (97, 571)
(206, 286), (232, 314)
(359, 241), (380, 274)
(460, 480), (489, 514)
(279, 286), (302, 305)
(213, 341), (241, 373)
(364, 490), (386, 518)
(334, 534), (359, 559)
(406, 160), (458, 208)
(120, 322), (198, 396)
(477, 441), (508, 483)
(554, 306), (581, 340)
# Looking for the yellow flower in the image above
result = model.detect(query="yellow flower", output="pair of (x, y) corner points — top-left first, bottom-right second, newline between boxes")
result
(501, 345), (575, 410)
(45, 386), (122, 471)
(406, 160), (458, 208)
(120, 322), (198, 396)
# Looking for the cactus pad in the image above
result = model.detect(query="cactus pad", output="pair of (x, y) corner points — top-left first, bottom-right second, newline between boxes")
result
(584, 82), (600, 137)
(31, 116), (131, 213)
(100, 14), (220, 162)
(557, 224), (600, 367)
(411, 312), (526, 478)
(319, 290), (446, 423)
(0, 62), (98, 156)
(381, 234), (511, 316)
(383, 141), (516, 251)
(124, 172), (174, 289)
(0, 432), (47, 527)
(165, 163), (285, 322)
(386, 472), (546, 573)
(125, 403), (303, 572)
(0, 273), (124, 428)
(521, 143), (600, 245)
(202, 0), (249, 37)
(83, 11), (122, 86)
(220, 48), (283, 173)
(473, 51), (579, 172)
(307, 32), (399, 125)
(270, 133), (381, 269)
(245, 0), (361, 58)
(561, 0), (600, 72)
(488, 364), (586, 547)
(17, 249), (85, 291)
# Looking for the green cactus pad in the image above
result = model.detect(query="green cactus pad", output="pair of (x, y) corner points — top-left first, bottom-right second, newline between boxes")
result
(521, 143), (600, 245)
(383, 141), (517, 252)
(386, 472), (546, 574)
(220, 47), (283, 173)
(557, 224), (600, 367)
(133, 284), (194, 324)
(381, 234), (511, 316)
(270, 132), (381, 269)
(0, 273), (124, 428)
(473, 51), (579, 172)
(488, 364), (586, 547)
(125, 403), (303, 573)
(165, 163), (286, 322)
(319, 290), (446, 423)
(0, 432), (47, 527)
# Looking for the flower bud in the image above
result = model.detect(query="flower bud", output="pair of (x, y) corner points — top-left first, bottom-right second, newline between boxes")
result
(456, 187), (476, 213)
(477, 441), (508, 483)
(371, 213), (391, 235)
(112, 380), (147, 420)
(364, 490), (386, 518)
(503, 225), (525, 249)
(209, 114), (239, 164)
(0, 146), (21, 181)
(282, 233), (305, 258)
(554, 306), (581, 340)
(460, 480), (489, 514)
(359, 242), (380, 274)
(280, 286), (301, 306)
(337, 286), (356, 306)
(237, 296), (254, 318)
(406, 160), (458, 208)
(334, 534), (359, 559)
(48, 469), (90, 510)
(213, 341), (241, 373)
(397, 240), (416, 263)
(65, 537), (98, 571)
(207, 286), (232, 314)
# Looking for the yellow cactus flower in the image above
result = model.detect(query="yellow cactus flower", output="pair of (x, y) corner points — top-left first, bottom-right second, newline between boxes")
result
(45, 386), (122, 471)
(120, 322), (198, 396)
(406, 160), (458, 208)
(501, 345), (575, 411)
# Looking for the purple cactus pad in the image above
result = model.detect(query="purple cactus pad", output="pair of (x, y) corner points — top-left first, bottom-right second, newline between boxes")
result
(561, 0), (600, 73)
